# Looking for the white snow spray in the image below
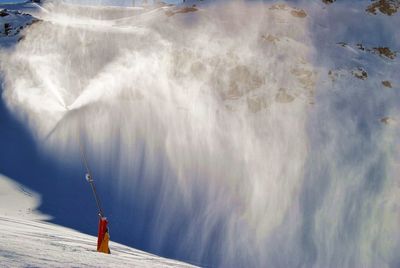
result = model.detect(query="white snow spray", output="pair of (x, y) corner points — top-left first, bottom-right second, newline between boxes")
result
(1, 1), (399, 267)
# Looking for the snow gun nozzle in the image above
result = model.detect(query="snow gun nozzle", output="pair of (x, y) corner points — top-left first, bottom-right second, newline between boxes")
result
(85, 173), (93, 183)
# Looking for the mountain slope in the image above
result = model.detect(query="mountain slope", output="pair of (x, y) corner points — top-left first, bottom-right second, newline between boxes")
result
(0, 175), (196, 268)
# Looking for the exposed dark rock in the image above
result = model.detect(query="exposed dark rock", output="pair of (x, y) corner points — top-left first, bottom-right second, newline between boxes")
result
(165, 5), (198, 17)
(356, 43), (369, 51)
(373, 47), (397, 59)
(0, 10), (38, 42)
(366, 0), (399, 16)
(0, 9), (9, 17)
(338, 42), (397, 60)
(382, 81), (393, 88)
(380, 116), (395, 125)
(4, 23), (12, 36)
(337, 42), (348, 47)
(352, 67), (368, 80)
(291, 9), (307, 18)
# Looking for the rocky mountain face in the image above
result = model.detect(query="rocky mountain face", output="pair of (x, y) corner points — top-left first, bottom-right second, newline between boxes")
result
(0, 8), (37, 44)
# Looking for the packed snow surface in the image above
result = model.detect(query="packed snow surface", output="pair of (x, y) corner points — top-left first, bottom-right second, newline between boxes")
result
(0, 175), (196, 268)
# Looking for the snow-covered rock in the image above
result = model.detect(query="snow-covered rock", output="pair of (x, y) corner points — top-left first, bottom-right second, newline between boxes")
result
(0, 8), (37, 45)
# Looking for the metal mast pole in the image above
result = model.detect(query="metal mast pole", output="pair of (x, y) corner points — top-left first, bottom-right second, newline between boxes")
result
(78, 133), (104, 218)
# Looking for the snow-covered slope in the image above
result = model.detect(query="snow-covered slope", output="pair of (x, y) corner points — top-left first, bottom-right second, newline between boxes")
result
(0, 4), (196, 268)
(0, 175), (196, 268)
(1, 1), (399, 267)
(0, 7), (37, 46)
(0, 174), (49, 220)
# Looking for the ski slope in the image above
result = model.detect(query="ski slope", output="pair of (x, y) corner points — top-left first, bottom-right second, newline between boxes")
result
(1, 0), (400, 267)
(0, 4), (193, 268)
(0, 175), (196, 268)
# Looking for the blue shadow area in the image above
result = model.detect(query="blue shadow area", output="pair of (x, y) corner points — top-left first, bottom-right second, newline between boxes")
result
(0, 87), (101, 236)
(0, 86), (205, 266)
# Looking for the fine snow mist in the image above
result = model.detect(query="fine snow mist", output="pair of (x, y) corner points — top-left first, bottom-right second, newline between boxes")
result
(1, 1), (399, 267)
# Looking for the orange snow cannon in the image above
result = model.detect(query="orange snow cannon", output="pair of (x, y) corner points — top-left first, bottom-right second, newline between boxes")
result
(97, 217), (111, 254)
(80, 140), (111, 254)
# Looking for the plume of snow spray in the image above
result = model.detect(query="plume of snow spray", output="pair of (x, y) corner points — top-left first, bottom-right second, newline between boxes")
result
(1, 1), (399, 267)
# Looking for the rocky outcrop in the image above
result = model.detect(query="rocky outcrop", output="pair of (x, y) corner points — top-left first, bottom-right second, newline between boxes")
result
(0, 9), (38, 40)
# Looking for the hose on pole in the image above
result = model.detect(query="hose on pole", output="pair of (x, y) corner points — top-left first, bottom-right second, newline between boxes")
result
(78, 123), (105, 218)
(77, 123), (110, 254)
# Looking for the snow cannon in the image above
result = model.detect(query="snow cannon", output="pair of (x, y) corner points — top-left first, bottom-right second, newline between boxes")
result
(76, 108), (111, 254)
(97, 217), (111, 254)
(84, 172), (110, 254)
(83, 169), (110, 254)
